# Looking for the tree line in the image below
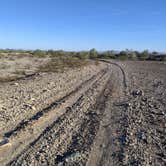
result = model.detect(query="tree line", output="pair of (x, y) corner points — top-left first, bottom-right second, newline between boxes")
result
(0, 48), (166, 61)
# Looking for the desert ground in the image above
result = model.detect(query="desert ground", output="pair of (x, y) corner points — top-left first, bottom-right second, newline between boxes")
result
(0, 55), (165, 166)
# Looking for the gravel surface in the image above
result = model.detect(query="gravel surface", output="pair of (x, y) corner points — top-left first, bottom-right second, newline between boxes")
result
(0, 60), (165, 166)
(88, 60), (166, 166)
(0, 62), (105, 135)
(119, 61), (166, 166)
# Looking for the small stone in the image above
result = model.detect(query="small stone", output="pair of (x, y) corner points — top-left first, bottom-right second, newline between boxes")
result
(65, 152), (81, 162)
(132, 90), (143, 97)
(101, 143), (106, 148)
(30, 98), (36, 101)
(14, 82), (19, 86)
(148, 102), (153, 108)
(142, 97), (147, 102)
(137, 131), (146, 141)
(31, 106), (36, 111)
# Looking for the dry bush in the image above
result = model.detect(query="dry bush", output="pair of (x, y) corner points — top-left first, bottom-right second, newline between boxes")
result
(0, 76), (19, 82)
(0, 54), (4, 58)
(13, 70), (26, 76)
(0, 70), (27, 82)
(38, 57), (89, 73)
(33, 50), (46, 58)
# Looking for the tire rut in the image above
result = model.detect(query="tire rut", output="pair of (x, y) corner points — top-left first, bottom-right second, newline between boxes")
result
(9, 68), (112, 165)
(4, 69), (106, 139)
(100, 60), (128, 91)
(87, 60), (129, 166)
(54, 78), (112, 165)
(0, 69), (106, 165)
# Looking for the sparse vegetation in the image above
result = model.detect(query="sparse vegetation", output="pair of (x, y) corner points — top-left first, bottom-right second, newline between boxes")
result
(47, 50), (66, 57)
(0, 48), (165, 61)
(13, 70), (26, 76)
(98, 49), (166, 61)
(139, 50), (149, 60)
(75, 51), (89, 59)
(0, 75), (19, 82)
(38, 57), (89, 73)
(0, 53), (4, 58)
(89, 48), (98, 59)
(33, 49), (46, 57)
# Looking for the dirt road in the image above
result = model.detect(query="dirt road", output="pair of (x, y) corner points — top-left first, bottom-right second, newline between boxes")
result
(0, 60), (165, 166)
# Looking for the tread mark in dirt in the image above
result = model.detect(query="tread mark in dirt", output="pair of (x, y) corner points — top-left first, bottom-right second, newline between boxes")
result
(4, 69), (106, 139)
(100, 60), (128, 90)
(54, 78), (112, 165)
(7, 69), (109, 165)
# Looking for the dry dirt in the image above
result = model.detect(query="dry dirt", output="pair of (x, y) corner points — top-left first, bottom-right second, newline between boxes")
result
(0, 57), (165, 166)
(0, 54), (50, 80)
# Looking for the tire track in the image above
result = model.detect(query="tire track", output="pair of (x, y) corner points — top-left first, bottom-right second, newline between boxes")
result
(0, 68), (108, 165)
(4, 69), (106, 139)
(100, 60), (128, 91)
(87, 60), (129, 166)
(54, 78), (112, 165)
(8, 68), (111, 165)
(4, 60), (127, 166)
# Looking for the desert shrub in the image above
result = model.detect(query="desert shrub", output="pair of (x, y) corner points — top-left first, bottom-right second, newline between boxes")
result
(75, 51), (89, 59)
(98, 51), (116, 59)
(161, 56), (166, 61)
(117, 55), (128, 60)
(68, 51), (77, 57)
(48, 50), (66, 57)
(13, 70), (26, 75)
(128, 52), (137, 60)
(0, 71), (27, 82)
(148, 54), (155, 60)
(89, 48), (98, 59)
(0, 53), (4, 58)
(38, 57), (89, 73)
(106, 51), (116, 59)
(33, 49), (46, 57)
(0, 76), (19, 82)
(119, 51), (128, 57)
(116, 51), (128, 60)
(47, 50), (54, 56)
(139, 50), (150, 60)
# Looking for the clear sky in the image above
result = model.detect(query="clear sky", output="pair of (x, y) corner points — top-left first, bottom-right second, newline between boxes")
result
(0, 0), (166, 51)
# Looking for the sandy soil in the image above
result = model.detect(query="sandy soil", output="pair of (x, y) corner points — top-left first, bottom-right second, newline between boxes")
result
(0, 58), (165, 166)
(0, 55), (49, 78)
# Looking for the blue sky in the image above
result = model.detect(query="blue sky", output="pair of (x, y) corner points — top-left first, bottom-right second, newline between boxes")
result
(0, 0), (166, 51)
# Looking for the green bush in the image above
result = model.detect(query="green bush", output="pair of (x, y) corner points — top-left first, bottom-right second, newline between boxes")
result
(38, 57), (89, 73)
(48, 50), (66, 57)
(75, 51), (89, 59)
(128, 52), (137, 60)
(0, 53), (4, 58)
(89, 48), (98, 59)
(161, 56), (166, 61)
(139, 50), (149, 60)
(33, 49), (46, 57)
(117, 55), (128, 60)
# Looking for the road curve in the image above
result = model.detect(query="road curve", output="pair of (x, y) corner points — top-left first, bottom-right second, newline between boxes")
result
(1, 60), (164, 166)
